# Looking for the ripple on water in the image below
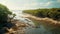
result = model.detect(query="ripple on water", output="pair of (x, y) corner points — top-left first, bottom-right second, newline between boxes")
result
(25, 25), (52, 34)
(12, 10), (53, 34)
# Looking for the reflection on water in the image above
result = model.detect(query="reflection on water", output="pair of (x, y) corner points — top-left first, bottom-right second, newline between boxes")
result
(12, 10), (60, 34)
(12, 10), (35, 26)
(25, 25), (52, 34)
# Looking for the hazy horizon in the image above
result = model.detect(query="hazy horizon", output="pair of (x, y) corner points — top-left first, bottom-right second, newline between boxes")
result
(0, 0), (60, 10)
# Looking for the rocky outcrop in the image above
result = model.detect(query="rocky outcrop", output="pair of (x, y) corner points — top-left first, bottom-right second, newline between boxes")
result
(5, 19), (30, 34)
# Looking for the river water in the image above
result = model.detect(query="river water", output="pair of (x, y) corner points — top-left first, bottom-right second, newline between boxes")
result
(11, 10), (60, 34)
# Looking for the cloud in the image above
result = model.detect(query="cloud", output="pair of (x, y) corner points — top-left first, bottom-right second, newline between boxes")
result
(24, 3), (38, 6)
(39, 2), (51, 7)
(44, 2), (51, 6)
(20, 3), (38, 10)
(57, 0), (60, 2)
(0, 0), (60, 10)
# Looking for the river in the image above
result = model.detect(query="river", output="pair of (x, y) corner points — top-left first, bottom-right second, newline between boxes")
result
(11, 10), (60, 34)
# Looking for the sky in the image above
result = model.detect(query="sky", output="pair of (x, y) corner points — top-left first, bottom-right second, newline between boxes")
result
(0, 0), (60, 10)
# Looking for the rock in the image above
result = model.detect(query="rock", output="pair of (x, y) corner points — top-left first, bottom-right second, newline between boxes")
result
(0, 27), (8, 34)
(18, 23), (27, 27)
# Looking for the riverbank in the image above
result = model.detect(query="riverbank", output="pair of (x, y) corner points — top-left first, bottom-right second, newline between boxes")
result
(22, 13), (60, 28)
(5, 19), (30, 34)
(5, 13), (60, 34)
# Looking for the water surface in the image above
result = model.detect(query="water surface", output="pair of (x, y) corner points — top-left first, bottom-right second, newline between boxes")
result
(11, 10), (60, 34)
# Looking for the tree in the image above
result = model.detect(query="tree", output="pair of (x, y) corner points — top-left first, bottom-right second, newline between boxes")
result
(0, 4), (12, 23)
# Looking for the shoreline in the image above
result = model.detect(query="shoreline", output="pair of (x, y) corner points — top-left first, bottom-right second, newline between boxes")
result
(6, 19), (29, 34)
(22, 13), (60, 26)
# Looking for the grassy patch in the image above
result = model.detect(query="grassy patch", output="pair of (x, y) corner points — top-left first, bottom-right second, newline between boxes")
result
(29, 18), (40, 26)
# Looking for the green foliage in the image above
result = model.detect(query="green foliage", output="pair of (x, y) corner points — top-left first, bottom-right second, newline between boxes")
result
(23, 8), (60, 20)
(0, 4), (12, 22)
(0, 4), (16, 34)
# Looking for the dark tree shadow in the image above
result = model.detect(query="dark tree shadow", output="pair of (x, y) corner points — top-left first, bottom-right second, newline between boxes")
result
(0, 21), (16, 34)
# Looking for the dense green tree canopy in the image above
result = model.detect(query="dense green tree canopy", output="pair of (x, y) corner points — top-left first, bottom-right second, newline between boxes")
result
(23, 8), (60, 20)
(0, 4), (12, 22)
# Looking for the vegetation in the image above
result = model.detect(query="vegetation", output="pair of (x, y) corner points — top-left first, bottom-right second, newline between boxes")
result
(0, 4), (16, 34)
(0, 4), (12, 22)
(23, 8), (60, 20)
